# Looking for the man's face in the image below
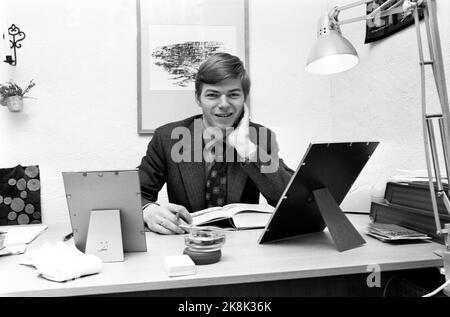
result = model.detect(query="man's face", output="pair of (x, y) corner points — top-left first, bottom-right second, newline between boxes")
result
(197, 77), (245, 129)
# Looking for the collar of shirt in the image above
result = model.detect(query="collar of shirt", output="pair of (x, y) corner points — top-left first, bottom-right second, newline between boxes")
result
(202, 117), (233, 171)
(202, 117), (230, 140)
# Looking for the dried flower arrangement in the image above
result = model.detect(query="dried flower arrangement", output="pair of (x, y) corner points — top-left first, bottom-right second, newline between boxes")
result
(0, 80), (36, 111)
(0, 80), (35, 100)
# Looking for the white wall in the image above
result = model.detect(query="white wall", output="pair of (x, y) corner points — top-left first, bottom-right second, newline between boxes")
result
(0, 0), (151, 225)
(249, 0), (332, 164)
(1, 0), (449, 225)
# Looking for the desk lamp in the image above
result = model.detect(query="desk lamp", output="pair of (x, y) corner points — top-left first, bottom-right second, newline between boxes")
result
(306, 0), (450, 294)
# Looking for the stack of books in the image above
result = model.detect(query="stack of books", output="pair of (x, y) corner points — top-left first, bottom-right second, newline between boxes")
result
(370, 181), (450, 244)
(366, 222), (431, 243)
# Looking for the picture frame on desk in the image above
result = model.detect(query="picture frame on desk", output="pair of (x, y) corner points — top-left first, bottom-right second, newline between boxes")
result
(137, 0), (249, 134)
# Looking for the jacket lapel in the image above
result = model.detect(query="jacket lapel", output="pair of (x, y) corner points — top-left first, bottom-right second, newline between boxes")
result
(178, 118), (205, 211)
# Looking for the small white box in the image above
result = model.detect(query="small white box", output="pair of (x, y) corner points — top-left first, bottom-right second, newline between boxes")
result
(164, 255), (196, 277)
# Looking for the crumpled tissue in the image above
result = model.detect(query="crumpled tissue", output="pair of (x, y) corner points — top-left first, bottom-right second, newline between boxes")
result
(20, 242), (103, 282)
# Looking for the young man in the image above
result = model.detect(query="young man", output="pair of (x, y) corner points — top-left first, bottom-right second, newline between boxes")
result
(139, 52), (293, 234)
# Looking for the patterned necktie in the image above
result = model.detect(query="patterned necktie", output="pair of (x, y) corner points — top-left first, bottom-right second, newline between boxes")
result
(205, 160), (227, 208)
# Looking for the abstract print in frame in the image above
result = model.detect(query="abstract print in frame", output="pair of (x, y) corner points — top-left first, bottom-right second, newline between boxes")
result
(137, 0), (248, 134)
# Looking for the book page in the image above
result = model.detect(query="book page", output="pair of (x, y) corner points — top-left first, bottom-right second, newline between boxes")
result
(232, 212), (272, 229)
(191, 208), (230, 226)
(191, 204), (274, 227)
(220, 203), (274, 214)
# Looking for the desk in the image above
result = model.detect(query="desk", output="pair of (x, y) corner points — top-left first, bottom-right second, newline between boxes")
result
(0, 215), (444, 297)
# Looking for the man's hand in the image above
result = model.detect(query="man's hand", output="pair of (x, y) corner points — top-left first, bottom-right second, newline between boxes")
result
(227, 103), (257, 160)
(143, 203), (192, 235)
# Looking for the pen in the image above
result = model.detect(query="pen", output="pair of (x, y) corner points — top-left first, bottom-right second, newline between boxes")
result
(63, 232), (73, 241)
(175, 211), (189, 225)
(175, 212), (191, 233)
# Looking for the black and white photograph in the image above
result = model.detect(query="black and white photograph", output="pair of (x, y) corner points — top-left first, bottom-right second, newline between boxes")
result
(1, 0), (450, 303)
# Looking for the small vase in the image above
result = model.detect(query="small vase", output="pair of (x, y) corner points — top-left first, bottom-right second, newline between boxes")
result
(5, 96), (23, 112)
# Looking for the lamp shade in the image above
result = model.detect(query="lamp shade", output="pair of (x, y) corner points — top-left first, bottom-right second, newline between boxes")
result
(306, 30), (359, 75)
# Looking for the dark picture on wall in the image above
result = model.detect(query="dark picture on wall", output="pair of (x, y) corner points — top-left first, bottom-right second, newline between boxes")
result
(365, 0), (424, 44)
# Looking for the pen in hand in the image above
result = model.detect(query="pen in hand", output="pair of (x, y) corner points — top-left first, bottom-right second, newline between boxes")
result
(175, 212), (190, 233)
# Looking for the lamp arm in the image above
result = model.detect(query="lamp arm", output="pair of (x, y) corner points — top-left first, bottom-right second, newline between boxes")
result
(328, 0), (422, 26)
(335, 6), (406, 25)
(330, 0), (374, 13)
(367, 0), (398, 18)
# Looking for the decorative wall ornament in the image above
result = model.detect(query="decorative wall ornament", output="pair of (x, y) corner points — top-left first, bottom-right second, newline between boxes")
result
(3, 24), (26, 66)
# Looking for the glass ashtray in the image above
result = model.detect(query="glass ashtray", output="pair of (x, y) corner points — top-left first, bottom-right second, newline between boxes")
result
(184, 227), (226, 252)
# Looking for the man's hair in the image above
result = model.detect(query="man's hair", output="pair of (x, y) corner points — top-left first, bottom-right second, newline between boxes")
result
(195, 52), (251, 100)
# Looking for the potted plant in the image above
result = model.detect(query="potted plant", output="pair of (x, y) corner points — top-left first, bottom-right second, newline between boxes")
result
(0, 80), (36, 112)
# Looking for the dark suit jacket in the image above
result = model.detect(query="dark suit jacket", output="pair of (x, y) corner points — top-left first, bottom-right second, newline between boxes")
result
(139, 115), (293, 212)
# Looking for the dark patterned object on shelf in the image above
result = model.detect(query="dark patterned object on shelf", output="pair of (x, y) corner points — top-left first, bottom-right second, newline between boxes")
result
(0, 165), (41, 225)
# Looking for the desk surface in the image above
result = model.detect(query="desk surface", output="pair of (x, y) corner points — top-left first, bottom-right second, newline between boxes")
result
(0, 215), (444, 297)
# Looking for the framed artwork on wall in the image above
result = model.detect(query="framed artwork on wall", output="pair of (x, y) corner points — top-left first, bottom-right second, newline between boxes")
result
(137, 0), (249, 134)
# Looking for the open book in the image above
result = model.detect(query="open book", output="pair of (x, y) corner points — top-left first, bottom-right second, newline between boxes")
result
(191, 203), (274, 230)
